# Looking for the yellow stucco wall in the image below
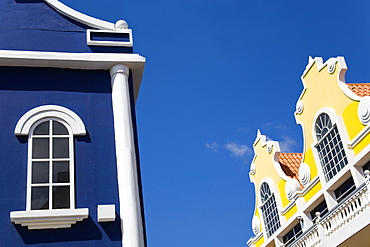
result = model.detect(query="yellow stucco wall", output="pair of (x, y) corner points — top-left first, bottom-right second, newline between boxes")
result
(303, 179), (322, 202)
(255, 235), (264, 247)
(284, 204), (298, 219)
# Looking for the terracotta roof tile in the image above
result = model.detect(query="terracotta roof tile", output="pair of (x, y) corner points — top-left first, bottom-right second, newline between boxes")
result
(278, 153), (302, 181)
(347, 83), (370, 97)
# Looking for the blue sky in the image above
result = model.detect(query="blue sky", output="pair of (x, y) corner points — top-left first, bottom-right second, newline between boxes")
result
(61, 1), (370, 246)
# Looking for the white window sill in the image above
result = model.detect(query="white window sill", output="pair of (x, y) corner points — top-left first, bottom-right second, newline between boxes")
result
(10, 208), (89, 230)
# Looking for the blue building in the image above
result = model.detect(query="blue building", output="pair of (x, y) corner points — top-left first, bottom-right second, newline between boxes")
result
(0, 0), (146, 246)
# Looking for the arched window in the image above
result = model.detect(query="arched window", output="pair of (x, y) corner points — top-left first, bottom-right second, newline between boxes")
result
(29, 119), (73, 210)
(11, 105), (88, 230)
(260, 182), (280, 238)
(315, 113), (348, 182)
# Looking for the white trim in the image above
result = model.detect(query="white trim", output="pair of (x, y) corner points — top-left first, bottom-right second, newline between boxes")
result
(26, 118), (75, 211)
(0, 50), (145, 102)
(110, 64), (144, 247)
(247, 232), (263, 246)
(296, 176), (320, 197)
(44, 0), (115, 30)
(87, 29), (133, 47)
(347, 125), (370, 149)
(14, 105), (86, 136)
(281, 199), (297, 216)
(10, 208), (88, 230)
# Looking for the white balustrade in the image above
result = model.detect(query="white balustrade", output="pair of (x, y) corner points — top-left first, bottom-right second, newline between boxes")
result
(320, 184), (370, 238)
(291, 182), (370, 247)
(290, 225), (321, 247)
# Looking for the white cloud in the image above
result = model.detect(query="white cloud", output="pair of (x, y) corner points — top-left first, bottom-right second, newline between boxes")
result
(279, 136), (297, 153)
(206, 141), (219, 152)
(224, 142), (252, 157)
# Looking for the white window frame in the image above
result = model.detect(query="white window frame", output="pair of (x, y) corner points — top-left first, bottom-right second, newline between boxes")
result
(27, 118), (74, 211)
(11, 105), (88, 230)
(312, 109), (352, 185)
(259, 181), (281, 238)
(314, 112), (348, 182)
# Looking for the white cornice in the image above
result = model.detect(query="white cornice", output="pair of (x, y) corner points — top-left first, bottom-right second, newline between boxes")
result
(44, 0), (115, 30)
(0, 50), (145, 102)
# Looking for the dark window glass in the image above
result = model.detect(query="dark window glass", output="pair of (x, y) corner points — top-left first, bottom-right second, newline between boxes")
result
(52, 138), (69, 158)
(282, 223), (303, 247)
(31, 187), (49, 210)
(32, 138), (49, 159)
(33, 122), (49, 135)
(310, 200), (328, 221)
(52, 186), (70, 209)
(32, 161), (49, 184)
(53, 161), (69, 183)
(53, 121), (68, 135)
(335, 177), (356, 203)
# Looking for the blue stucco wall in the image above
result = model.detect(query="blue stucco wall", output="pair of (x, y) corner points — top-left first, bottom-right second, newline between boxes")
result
(0, 0), (133, 53)
(0, 67), (122, 246)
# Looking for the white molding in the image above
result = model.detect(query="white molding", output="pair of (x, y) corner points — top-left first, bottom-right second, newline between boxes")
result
(299, 163), (311, 186)
(280, 176), (320, 215)
(14, 105), (86, 136)
(0, 50), (145, 102)
(285, 179), (301, 201)
(247, 232), (263, 246)
(87, 29), (133, 47)
(281, 199), (297, 215)
(10, 208), (88, 229)
(347, 125), (370, 149)
(297, 175), (320, 197)
(44, 0), (115, 30)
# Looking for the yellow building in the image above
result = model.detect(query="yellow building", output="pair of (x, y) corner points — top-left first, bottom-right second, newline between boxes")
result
(247, 56), (370, 247)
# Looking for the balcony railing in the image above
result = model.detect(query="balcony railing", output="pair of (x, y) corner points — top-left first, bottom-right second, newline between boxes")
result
(320, 182), (369, 238)
(289, 224), (320, 247)
(289, 181), (370, 247)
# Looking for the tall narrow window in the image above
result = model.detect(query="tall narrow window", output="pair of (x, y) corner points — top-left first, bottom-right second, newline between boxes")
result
(315, 113), (348, 182)
(11, 105), (88, 230)
(260, 182), (280, 238)
(29, 119), (73, 210)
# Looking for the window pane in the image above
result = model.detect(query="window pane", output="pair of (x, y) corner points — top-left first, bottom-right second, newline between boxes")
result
(53, 138), (69, 158)
(52, 186), (70, 209)
(32, 138), (49, 159)
(53, 121), (68, 135)
(33, 122), (49, 135)
(53, 161), (69, 183)
(31, 187), (49, 210)
(32, 162), (49, 184)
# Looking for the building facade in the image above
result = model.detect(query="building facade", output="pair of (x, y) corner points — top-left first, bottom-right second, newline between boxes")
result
(0, 0), (146, 246)
(247, 56), (370, 247)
